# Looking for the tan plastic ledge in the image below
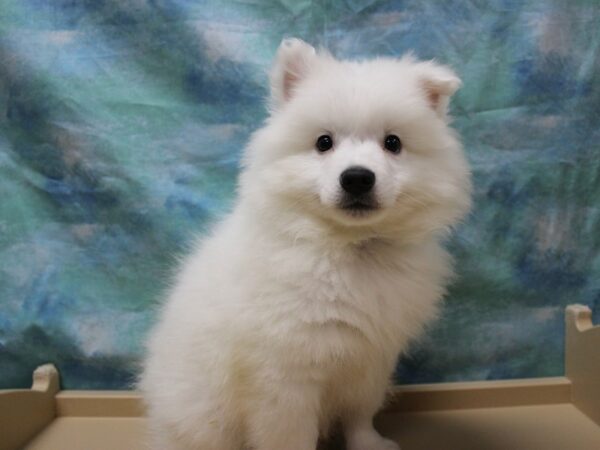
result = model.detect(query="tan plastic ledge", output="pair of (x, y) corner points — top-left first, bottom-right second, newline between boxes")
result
(1, 304), (599, 450)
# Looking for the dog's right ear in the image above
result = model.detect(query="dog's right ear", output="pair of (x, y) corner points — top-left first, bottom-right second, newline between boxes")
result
(269, 38), (317, 110)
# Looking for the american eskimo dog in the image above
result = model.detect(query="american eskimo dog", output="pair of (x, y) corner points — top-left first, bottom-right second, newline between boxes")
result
(141, 38), (472, 450)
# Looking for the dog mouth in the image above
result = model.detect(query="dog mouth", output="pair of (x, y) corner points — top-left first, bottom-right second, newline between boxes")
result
(339, 197), (379, 216)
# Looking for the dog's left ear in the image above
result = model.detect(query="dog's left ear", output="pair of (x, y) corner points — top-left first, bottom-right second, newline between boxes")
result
(270, 38), (317, 110)
(416, 61), (461, 119)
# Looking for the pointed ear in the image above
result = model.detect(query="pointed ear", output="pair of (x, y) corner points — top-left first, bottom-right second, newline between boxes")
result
(269, 38), (317, 110)
(416, 61), (461, 119)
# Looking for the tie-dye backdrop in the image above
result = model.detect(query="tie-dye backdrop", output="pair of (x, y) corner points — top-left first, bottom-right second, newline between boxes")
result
(1, 0), (599, 389)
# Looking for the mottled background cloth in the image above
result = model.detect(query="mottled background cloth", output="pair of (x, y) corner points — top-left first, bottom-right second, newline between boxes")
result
(1, 0), (599, 389)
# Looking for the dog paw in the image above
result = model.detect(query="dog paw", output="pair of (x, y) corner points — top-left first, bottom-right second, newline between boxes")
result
(347, 433), (400, 450)
(372, 437), (400, 450)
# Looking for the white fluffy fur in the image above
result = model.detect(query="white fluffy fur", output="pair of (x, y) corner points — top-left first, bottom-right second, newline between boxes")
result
(140, 38), (472, 450)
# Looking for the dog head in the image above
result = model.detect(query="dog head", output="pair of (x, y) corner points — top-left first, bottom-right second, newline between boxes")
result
(241, 39), (472, 243)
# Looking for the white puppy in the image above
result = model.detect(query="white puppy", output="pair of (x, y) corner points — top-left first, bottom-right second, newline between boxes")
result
(140, 38), (472, 450)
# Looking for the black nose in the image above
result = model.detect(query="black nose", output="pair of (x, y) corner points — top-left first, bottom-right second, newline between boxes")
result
(340, 167), (376, 196)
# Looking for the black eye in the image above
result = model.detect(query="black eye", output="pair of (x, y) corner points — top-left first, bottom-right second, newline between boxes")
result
(315, 135), (333, 152)
(384, 134), (402, 154)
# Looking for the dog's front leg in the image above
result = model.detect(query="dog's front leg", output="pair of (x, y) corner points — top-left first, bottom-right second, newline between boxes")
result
(341, 367), (400, 450)
(246, 382), (320, 450)
(344, 414), (400, 450)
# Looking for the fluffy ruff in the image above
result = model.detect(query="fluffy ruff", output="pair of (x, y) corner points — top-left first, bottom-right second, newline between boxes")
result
(140, 38), (472, 450)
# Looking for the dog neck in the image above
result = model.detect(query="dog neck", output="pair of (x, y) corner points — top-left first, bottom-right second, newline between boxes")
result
(237, 197), (436, 254)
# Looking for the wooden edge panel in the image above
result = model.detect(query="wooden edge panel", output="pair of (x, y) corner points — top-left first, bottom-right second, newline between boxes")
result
(56, 391), (145, 418)
(52, 378), (572, 417)
(566, 304), (600, 425)
(385, 377), (571, 412)
(0, 364), (59, 450)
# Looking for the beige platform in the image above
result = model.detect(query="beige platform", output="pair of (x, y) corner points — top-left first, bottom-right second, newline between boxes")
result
(1, 305), (599, 450)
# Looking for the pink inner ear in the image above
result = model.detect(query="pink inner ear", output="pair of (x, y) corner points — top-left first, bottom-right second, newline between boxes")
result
(427, 89), (441, 109)
(422, 78), (448, 111)
(420, 75), (459, 113)
(283, 70), (300, 102)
